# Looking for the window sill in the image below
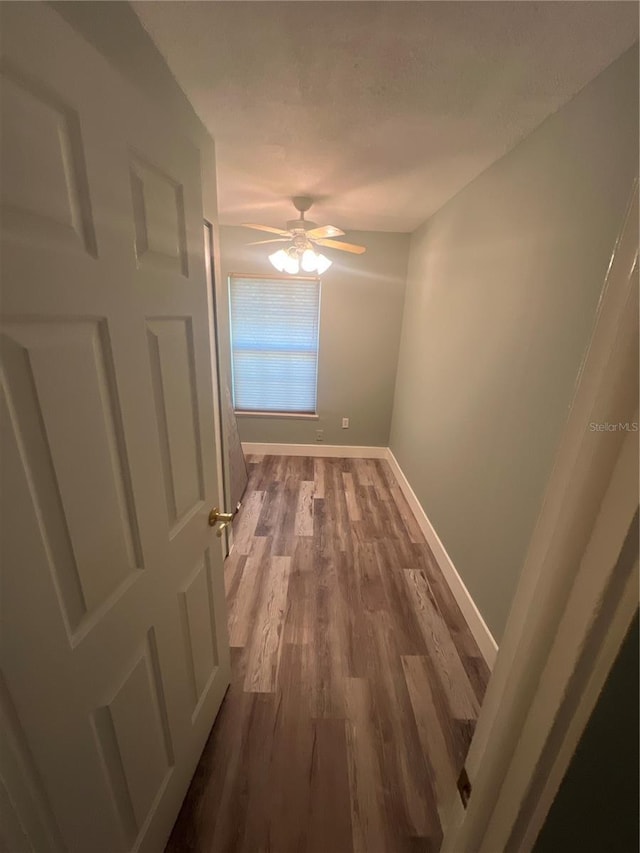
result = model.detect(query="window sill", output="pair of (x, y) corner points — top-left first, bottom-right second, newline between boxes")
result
(234, 411), (319, 420)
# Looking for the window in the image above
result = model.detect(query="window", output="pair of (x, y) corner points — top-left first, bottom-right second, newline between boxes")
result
(229, 274), (321, 414)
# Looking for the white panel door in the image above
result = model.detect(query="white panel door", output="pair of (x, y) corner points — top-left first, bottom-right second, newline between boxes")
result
(0, 5), (230, 852)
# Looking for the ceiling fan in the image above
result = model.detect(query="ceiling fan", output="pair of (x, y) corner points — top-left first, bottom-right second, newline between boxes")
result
(241, 196), (366, 275)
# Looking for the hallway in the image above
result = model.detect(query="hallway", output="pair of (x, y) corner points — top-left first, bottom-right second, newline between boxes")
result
(167, 455), (490, 852)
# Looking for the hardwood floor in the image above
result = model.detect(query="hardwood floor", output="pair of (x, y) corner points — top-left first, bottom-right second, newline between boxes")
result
(167, 455), (490, 852)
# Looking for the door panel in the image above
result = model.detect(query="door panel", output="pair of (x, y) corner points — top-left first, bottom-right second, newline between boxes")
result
(130, 155), (188, 277)
(179, 550), (220, 709)
(146, 318), (205, 531)
(103, 638), (174, 827)
(0, 5), (230, 852)
(2, 320), (143, 622)
(0, 64), (98, 257)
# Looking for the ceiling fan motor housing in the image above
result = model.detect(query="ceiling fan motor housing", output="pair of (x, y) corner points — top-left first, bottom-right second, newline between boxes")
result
(292, 195), (313, 213)
(287, 218), (318, 233)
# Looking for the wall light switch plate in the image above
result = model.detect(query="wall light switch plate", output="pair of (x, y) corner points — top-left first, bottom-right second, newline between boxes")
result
(342, 417), (349, 429)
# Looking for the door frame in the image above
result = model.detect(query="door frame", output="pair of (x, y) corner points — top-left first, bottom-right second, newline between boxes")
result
(442, 180), (639, 852)
(204, 220), (231, 556)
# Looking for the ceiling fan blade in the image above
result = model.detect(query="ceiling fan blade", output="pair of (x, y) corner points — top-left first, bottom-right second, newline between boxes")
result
(247, 238), (290, 245)
(314, 238), (366, 255)
(241, 223), (292, 237)
(305, 225), (345, 240)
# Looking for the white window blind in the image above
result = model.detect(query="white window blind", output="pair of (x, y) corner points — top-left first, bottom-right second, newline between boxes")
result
(229, 274), (321, 414)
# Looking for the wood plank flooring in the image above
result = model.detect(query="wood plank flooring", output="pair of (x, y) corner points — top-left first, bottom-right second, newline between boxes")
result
(167, 456), (490, 853)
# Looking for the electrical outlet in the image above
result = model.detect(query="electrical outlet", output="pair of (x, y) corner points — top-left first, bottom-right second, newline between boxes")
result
(342, 417), (349, 429)
(316, 429), (324, 442)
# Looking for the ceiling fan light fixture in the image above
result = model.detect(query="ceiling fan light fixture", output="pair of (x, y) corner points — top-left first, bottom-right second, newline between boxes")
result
(268, 248), (288, 272)
(315, 253), (332, 275)
(254, 199), (362, 273)
(301, 248), (318, 272)
(283, 252), (300, 275)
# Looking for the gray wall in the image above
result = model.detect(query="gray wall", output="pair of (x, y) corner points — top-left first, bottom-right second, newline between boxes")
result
(534, 610), (639, 853)
(389, 45), (639, 642)
(219, 227), (410, 447)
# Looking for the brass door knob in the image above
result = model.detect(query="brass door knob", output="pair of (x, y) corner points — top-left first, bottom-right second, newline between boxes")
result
(208, 507), (234, 526)
(208, 505), (239, 538)
(215, 521), (231, 538)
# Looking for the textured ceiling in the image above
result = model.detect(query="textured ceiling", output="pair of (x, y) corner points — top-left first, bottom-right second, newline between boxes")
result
(132, 1), (637, 233)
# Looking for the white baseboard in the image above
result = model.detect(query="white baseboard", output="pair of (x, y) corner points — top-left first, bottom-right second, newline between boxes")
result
(241, 442), (388, 459)
(386, 448), (498, 668)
